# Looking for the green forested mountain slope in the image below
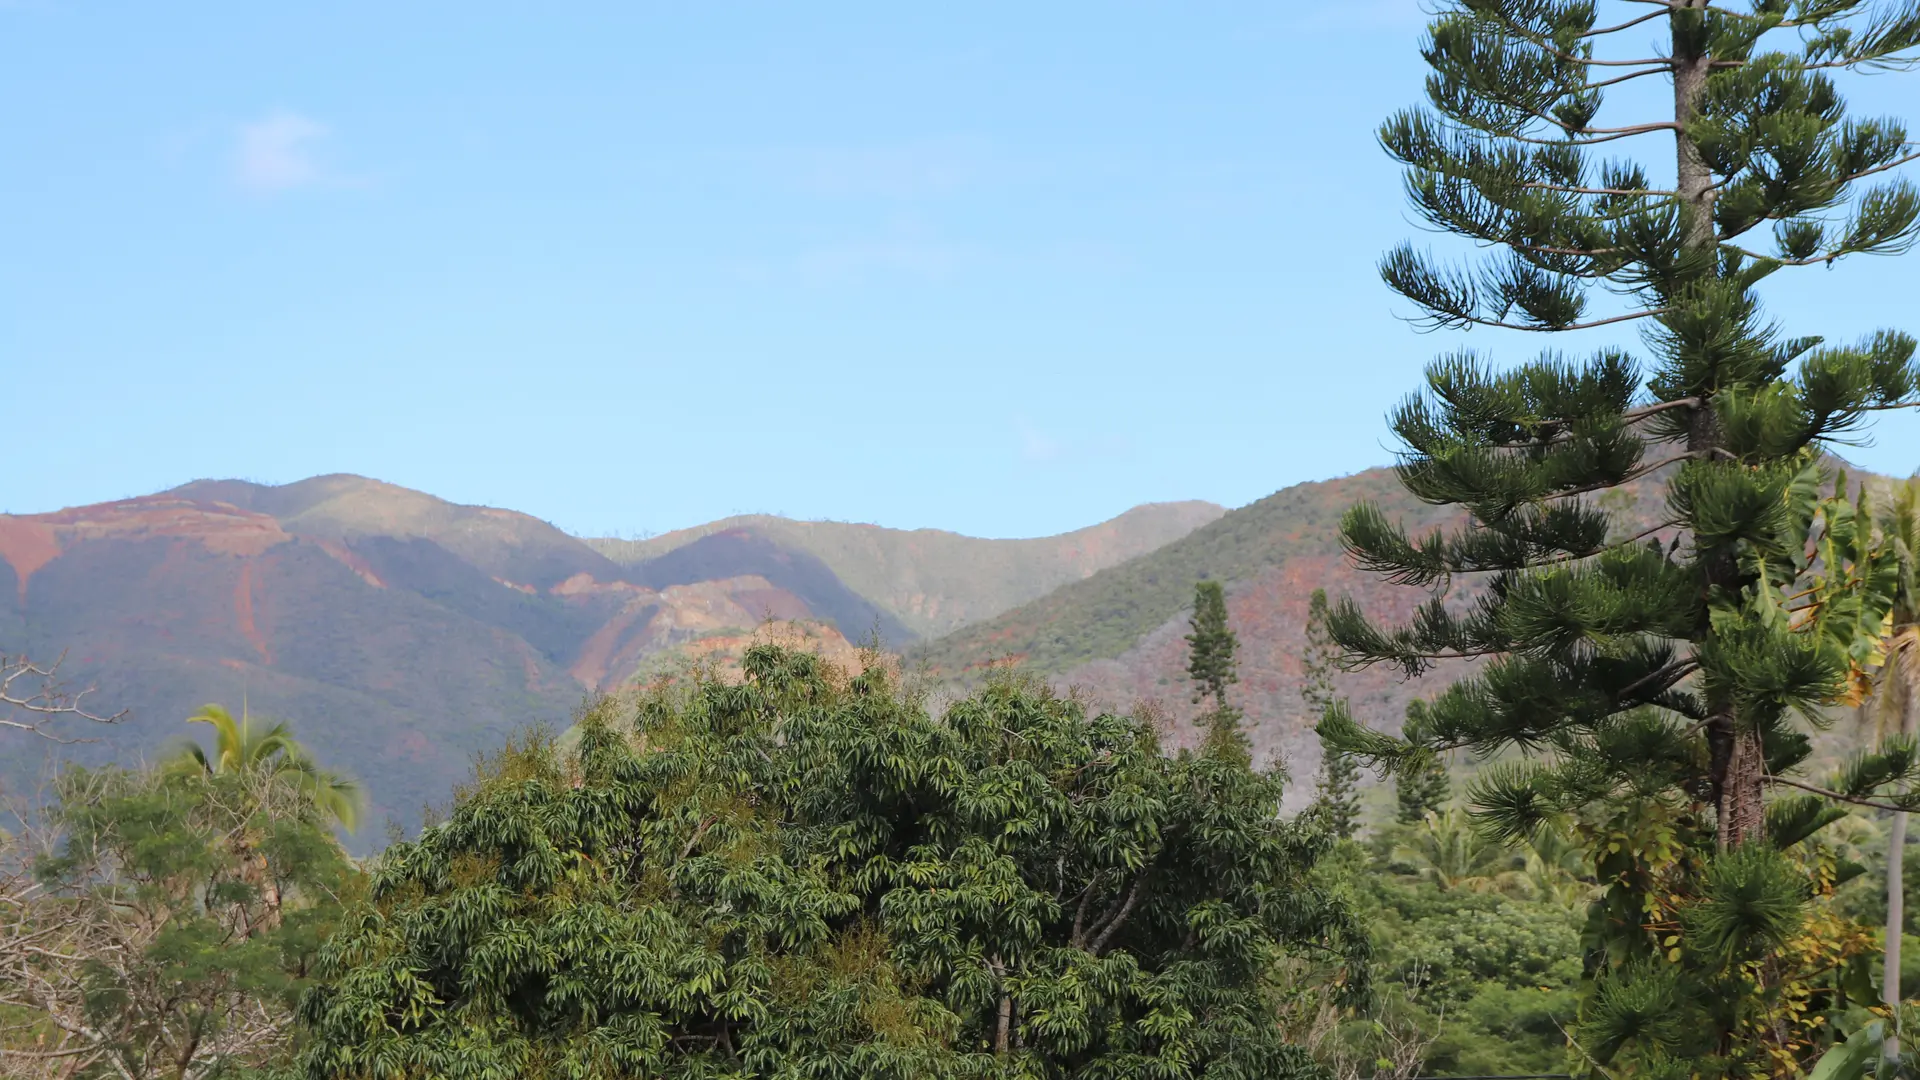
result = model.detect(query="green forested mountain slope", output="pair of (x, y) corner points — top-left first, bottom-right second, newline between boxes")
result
(910, 469), (1434, 679)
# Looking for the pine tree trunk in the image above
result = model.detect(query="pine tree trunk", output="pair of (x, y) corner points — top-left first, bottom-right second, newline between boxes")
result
(1671, 1), (1717, 253)
(1673, 1), (1768, 849)
(1710, 722), (1768, 848)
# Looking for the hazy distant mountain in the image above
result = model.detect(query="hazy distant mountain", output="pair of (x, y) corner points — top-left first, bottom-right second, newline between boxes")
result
(584, 501), (1227, 639)
(0, 477), (1221, 837)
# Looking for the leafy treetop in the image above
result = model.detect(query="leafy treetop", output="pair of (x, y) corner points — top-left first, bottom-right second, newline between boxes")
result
(298, 645), (1367, 1080)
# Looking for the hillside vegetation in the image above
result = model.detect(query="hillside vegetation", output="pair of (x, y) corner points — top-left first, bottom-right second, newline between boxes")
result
(911, 469), (1429, 679)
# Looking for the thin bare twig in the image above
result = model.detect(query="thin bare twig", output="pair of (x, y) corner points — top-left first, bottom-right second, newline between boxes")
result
(1, 652), (127, 744)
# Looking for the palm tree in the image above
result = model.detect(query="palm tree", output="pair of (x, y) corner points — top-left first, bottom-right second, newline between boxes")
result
(171, 703), (363, 831)
(1394, 808), (1519, 893)
(1875, 475), (1920, 1060)
(1514, 825), (1596, 912)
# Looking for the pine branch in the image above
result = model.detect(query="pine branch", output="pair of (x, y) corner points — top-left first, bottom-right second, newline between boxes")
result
(1498, 125), (1682, 148)
(1484, 396), (1699, 448)
(1531, 520), (1686, 568)
(1522, 180), (1675, 198)
(1842, 148), (1920, 185)
(1580, 7), (1671, 38)
(1464, 12), (1672, 70)
(1424, 306), (1670, 333)
(1766, 775), (1920, 812)
(1616, 658), (1700, 702)
(1585, 65), (1688, 91)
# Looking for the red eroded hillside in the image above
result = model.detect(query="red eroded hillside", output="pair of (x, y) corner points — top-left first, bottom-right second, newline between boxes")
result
(0, 490), (879, 836)
(0, 494), (587, 834)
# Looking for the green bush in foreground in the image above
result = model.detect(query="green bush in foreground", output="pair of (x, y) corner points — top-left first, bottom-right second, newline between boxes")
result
(297, 645), (1367, 1080)
(1, 753), (358, 1079)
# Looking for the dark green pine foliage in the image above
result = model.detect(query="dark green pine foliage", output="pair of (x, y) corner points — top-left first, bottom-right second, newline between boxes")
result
(298, 646), (1367, 1080)
(1303, 588), (1363, 838)
(1317, 0), (1920, 1072)
(1186, 579), (1247, 751)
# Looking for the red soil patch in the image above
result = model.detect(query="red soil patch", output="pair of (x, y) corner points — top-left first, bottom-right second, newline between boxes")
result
(5, 496), (290, 567)
(234, 560), (273, 664)
(570, 597), (657, 690)
(726, 587), (811, 622)
(314, 539), (386, 589)
(0, 518), (59, 603)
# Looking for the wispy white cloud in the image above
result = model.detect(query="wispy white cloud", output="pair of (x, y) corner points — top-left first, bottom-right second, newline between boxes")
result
(233, 111), (332, 193)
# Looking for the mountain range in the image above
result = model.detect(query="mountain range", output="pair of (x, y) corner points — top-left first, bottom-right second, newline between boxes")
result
(0, 475), (1223, 833)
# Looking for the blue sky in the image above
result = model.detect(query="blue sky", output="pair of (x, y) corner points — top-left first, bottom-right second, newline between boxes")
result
(7, 2), (1917, 539)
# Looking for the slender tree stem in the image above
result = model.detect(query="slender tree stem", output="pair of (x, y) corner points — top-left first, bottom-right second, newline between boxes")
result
(1887, 808), (1907, 1060)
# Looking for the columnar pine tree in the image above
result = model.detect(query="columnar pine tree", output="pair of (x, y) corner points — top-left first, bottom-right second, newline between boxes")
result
(1186, 579), (1245, 750)
(1304, 589), (1363, 838)
(1393, 750), (1453, 827)
(1317, 0), (1920, 1071)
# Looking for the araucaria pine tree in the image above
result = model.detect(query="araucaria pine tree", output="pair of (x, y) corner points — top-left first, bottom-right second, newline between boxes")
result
(1393, 749), (1452, 827)
(1187, 579), (1245, 748)
(1304, 588), (1363, 838)
(1319, 0), (1920, 1072)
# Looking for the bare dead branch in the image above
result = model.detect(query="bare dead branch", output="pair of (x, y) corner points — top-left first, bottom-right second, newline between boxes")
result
(1, 653), (127, 744)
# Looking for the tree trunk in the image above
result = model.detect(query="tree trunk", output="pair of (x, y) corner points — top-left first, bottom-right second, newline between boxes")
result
(1672, 1), (1766, 849)
(1671, 1), (1717, 253)
(1709, 722), (1768, 848)
(989, 954), (1011, 1055)
(1888, 683), (1914, 1061)
(1887, 808), (1907, 1060)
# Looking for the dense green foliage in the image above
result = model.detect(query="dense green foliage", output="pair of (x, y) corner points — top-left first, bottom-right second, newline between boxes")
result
(297, 646), (1367, 1079)
(1288, 799), (1595, 1079)
(0, 736), (358, 1079)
